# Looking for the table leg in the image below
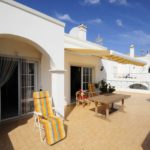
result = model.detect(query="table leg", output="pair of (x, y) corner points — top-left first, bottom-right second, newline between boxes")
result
(106, 104), (109, 119)
(121, 99), (124, 111)
(95, 101), (98, 114)
(111, 103), (114, 109)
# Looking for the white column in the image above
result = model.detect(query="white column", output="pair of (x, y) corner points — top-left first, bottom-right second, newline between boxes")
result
(50, 70), (65, 117)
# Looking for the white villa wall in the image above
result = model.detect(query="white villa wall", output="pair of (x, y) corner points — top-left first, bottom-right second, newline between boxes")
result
(0, 1), (65, 116)
(101, 59), (119, 80)
(0, 1), (65, 69)
(64, 52), (105, 105)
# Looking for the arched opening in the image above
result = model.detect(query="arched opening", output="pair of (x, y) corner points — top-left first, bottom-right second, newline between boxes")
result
(129, 84), (148, 90)
(0, 34), (51, 121)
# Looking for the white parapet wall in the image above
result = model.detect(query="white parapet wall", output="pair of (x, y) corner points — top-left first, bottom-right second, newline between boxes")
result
(116, 88), (150, 94)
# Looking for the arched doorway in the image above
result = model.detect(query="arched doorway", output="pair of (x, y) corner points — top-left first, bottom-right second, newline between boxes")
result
(0, 34), (49, 121)
(129, 84), (148, 90)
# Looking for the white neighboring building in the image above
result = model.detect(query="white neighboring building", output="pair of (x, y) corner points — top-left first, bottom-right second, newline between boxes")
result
(103, 45), (150, 91)
(0, 0), (146, 123)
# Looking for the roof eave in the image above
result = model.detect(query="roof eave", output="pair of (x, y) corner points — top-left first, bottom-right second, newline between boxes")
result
(1, 0), (65, 27)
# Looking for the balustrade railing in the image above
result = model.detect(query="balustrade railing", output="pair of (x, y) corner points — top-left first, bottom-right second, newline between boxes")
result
(107, 79), (150, 90)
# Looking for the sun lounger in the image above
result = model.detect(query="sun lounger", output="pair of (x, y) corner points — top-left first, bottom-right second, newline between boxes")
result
(33, 91), (66, 145)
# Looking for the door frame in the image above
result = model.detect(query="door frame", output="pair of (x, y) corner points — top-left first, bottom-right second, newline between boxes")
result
(70, 66), (82, 103)
(70, 64), (95, 103)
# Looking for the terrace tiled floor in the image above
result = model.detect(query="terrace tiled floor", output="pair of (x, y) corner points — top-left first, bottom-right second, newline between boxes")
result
(0, 92), (150, 150)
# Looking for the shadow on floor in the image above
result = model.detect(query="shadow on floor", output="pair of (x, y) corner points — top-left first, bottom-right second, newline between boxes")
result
(142, 131), (150, 150)
(89, 104), (119, 115)
(146, 98), (150, 102)
(0, 115), (32, 150)
(64, 104), (76, 121)
(64, 124), (68, 138)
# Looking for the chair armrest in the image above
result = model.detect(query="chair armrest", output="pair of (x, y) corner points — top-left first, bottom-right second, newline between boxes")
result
(34, 111), (42, 117)
(52, 109), (64, 120)
(55, 110), (64, 119)
(52, 107), (56, 110)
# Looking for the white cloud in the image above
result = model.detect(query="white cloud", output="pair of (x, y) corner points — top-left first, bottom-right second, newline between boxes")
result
(109, 0), (128, 5)
(87, 18), (102, 24)
(84, 0), (100, 5)
(116, 19), (123, 27)
(55, 13), (77, 23)
(109, 0), (117, 3)
(120, 30), (150, 45)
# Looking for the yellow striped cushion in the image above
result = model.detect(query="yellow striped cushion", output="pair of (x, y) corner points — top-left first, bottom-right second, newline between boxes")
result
(39, 91), (44, 98)
(40, 117), (65, 145)
(40, 97), (48, 118)
(39, 91), (50, 98)
(46, 97), (54, 117)
(44, 91), (50, 98)
(39, 91), (54, 118)
(33, 92), (42, 113)
(51, 116), (66, 139)
(40, 118), (55, 145)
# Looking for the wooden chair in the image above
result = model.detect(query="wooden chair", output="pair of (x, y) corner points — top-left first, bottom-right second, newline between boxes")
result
(33, 91), (66, 145)
(88, 83), (100, 97)
(76, 90), (90, 106)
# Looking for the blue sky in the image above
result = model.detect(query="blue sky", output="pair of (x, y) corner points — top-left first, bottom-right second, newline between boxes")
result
(16, 0), (150, 56)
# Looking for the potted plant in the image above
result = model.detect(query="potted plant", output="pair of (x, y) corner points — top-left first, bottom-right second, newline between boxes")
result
(98, 80), (115, 94)
(107, 83), (115, 93)
(99, 80), (108, 93)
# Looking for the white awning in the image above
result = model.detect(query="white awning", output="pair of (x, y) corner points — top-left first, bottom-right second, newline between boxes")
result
(65, 48), (146, 66)
(103, 50), (146, 66)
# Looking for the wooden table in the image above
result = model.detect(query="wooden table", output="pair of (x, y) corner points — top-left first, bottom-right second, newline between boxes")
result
(88, 93), (130, 119)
